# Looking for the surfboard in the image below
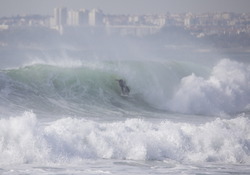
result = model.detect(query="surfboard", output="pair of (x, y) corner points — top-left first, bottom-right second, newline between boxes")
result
(121, 93), (129, 97)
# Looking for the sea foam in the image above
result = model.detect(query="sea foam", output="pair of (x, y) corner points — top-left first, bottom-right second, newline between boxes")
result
(0, 111), (48, 164)
(0, 111), (250, 165)
(169, 59), (250, 115)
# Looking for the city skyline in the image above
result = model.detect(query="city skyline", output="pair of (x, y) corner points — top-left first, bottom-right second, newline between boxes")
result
(1, 0), (250, 17)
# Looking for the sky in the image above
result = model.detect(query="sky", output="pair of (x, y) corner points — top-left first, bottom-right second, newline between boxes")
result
(1, 0), (250, 17)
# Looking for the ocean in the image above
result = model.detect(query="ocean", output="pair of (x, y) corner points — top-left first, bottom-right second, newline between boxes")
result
(0, 50), (250, 175)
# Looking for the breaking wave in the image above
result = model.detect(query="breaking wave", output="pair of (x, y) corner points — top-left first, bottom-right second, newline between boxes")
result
(169, 59), (250, 115)
(0, 58), (249, 116)
(0, 111), (250, 164)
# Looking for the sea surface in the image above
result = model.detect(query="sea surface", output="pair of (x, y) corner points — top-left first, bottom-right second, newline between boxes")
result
(0, 49), (250, 174)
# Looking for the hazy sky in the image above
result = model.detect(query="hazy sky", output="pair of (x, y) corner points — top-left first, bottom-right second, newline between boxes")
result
(1, 0), (250, 17)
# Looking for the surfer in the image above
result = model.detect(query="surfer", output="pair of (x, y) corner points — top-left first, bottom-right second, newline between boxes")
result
(116, 79), (130, 95)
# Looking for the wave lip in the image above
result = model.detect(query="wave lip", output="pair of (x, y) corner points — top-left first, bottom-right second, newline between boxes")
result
(1, 111), (250, 164)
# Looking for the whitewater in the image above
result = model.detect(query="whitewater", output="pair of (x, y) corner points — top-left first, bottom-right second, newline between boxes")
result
(1, 54), (250, 174)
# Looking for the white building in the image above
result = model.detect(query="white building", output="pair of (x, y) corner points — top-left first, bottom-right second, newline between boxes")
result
(88, 9), (104, 26)
(0, 24), (9, 30)
(54, 7), (67, 26)
(67, 10), (80, 26)
(78, 9), (89, 26)
(52, 7), (67, 33)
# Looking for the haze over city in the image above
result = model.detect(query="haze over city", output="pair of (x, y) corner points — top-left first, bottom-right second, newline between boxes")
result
(1, 0), (250, 17)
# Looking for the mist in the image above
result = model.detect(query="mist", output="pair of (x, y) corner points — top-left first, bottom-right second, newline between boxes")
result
(0, 25), (220, 69)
